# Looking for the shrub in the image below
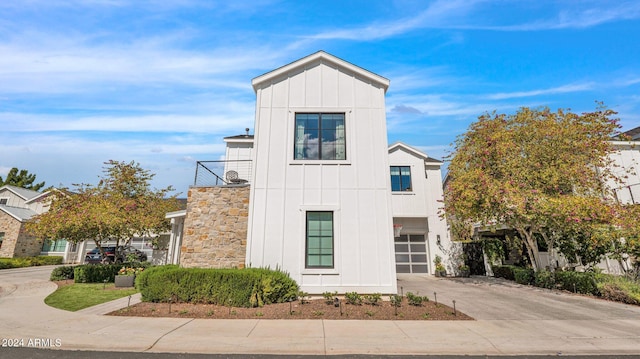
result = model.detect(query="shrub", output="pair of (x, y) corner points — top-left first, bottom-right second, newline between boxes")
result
(389, 294), (402, 307)
(344, 292), (363, 305)
(74, 262), (150, 283)
(0, 256), (63, 269)
(492, 265), (517, 280)
(364, 293), (382, 306)
(406, 292), (428, 306)
(554, 271), (599, 296)
(322, 291), (338, 305)
(297, 290), (309, 304)
(50, 266), (75, 281)
(514, 267), (535, 285)
(135, 266), (299, 307)
(534, 270), (556, 289)
(595, 274), (640, 305)
(32, 256), (64, 266)
(599, 283), (640, 305)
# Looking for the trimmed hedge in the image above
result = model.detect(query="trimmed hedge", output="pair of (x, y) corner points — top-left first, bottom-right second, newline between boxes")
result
(74, 261), (151, 283)
(50, 265), (75, 281)
(0, 256), (63, 269)
(492, 265), (518, 281)
(553, 270), (599, 295)
(514, 267), (535, 285)
(136, 266), (299, 308)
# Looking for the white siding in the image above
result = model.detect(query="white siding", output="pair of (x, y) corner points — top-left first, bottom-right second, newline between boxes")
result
(248, 58), (396, 294)
(607, 142), (640, 204)
(388, 144), (453, 274)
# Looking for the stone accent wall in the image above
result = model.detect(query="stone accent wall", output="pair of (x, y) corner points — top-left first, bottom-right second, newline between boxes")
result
(180, 185), (249, 268)
(0, 212), (43, 257)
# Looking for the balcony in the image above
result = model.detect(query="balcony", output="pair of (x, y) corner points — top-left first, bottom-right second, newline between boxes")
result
(193, 160), (252, 187)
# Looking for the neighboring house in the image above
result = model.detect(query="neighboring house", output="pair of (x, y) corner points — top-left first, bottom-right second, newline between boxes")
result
(170, 51), (454, 294)
(0, 184), (176, 263)
(469, 126), (640, 274)
(0, 185), (53, 258)
(609, 126), (640, 205)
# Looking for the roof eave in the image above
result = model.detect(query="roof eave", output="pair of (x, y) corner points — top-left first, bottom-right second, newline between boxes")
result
(251, 51), (390, 93)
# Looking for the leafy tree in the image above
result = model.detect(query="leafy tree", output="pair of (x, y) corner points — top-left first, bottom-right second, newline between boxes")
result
(444, 106), (623, 271)
(0, 167), (45, 191)
(27, 160), (181, 259)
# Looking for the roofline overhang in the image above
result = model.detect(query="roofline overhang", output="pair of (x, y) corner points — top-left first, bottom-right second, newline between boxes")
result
(251, 51), (390, 93)
(388, 142), (443, 164)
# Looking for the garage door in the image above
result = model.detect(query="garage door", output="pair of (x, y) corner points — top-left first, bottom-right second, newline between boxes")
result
(394, 234), (428, 273)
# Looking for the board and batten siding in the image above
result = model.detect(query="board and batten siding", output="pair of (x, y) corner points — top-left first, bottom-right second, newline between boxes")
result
(248, 54), (397, 294)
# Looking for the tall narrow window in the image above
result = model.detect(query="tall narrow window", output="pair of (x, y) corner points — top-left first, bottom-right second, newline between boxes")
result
(390, 166), (412, 191)
(0, 232), (4, 249)
(294, 113), (345, 160)
(306, 211), (334, 268)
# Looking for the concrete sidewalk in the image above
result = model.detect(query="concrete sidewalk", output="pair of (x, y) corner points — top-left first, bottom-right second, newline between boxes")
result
(1, 266), (640, 356)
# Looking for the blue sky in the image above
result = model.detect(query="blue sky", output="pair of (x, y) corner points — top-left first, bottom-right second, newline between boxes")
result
(2, 0), (639, 196)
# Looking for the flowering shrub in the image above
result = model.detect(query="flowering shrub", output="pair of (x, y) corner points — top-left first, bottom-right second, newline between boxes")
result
(118, 267), (145, 276)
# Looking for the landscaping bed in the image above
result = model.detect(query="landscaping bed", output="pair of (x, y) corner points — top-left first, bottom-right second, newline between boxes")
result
(108, 297), (473, 320)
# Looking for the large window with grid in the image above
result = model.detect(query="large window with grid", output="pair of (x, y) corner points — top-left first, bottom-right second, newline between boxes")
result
(390, 166), (412, 191)
(42, 239), (67, 252)
(305, 211), (334, 268)
(294, 113), (345, 160)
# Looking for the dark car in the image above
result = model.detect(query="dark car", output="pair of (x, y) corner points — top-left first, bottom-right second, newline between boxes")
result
(84, 245), (147, 264)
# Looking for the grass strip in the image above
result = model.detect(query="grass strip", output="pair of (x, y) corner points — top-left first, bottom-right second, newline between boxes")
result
(45, 283), (138, 311)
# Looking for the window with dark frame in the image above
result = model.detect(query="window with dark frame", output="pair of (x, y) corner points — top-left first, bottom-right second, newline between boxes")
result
(0, 232), (4, 249)
(0, 198), (7, 205)
(390, 166), (412, 191)
(294, 113), (345, 160)
(305, 211), (334, 268)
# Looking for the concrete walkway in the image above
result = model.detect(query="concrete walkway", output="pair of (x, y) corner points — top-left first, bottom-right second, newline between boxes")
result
(1, 266), (640, 356)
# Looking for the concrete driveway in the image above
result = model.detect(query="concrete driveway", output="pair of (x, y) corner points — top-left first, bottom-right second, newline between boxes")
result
(2, 266), (640, 356)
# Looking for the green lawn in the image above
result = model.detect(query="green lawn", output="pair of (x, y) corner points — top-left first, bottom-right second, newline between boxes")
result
(45, 283), (138, 311)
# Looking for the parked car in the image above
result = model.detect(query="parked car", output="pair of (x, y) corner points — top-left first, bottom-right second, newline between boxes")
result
(84, 245), (147, 264)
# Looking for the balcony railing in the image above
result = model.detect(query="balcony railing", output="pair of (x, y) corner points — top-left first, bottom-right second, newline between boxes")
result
(193, 160), (252, 187)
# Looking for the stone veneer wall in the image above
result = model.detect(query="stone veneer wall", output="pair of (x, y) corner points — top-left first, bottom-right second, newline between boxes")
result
(0, 211), (43, 257)
(180, 185), (249, 268)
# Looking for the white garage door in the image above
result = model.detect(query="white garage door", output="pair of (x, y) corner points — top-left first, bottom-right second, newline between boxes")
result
(394, 234), (428, 273)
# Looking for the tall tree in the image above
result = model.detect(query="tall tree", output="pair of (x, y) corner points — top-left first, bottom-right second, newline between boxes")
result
(27, 160), (181, 259)
(444, 106), (623, 271)
(0, 167), (45, 191)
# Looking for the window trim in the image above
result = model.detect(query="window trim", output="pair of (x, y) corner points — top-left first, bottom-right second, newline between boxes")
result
(0, 197), (8, 205)
(305, 211), (334, 269)
(300, 205), (340, 275)
(390, 165), (413, 192)
(288, 109), (352, 165)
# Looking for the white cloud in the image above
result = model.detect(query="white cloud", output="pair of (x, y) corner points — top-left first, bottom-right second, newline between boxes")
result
(306, 0), (480, 40)
(485, 83), (594, 100)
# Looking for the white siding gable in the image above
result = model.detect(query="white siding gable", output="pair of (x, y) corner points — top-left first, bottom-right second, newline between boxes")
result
(247, 52), (396, 293)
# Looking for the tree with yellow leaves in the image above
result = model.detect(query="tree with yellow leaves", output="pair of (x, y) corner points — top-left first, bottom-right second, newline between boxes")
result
(27, 160), (181, 260)
(444, 105), (625, 271)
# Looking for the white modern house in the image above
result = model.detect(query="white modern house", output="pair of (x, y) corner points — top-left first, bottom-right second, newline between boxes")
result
(168, 51), (454, 294)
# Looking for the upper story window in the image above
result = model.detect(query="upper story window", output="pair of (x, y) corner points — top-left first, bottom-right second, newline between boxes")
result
(391, 166), (412, 191)
(0, 198), (7, 205)
(294, 113), (346, 160)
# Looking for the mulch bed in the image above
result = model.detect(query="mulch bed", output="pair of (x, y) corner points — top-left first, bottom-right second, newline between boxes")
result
(108, 297), (473, 320)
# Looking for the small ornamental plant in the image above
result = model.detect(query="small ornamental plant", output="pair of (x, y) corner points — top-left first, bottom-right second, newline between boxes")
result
(118, 267), (145, 276)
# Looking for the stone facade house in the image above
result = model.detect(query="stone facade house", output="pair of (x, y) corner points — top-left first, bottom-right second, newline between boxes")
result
(0, 185), (50, 257)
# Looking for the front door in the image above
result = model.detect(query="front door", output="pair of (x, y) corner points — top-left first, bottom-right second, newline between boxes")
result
(394, 234), (428, 273)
